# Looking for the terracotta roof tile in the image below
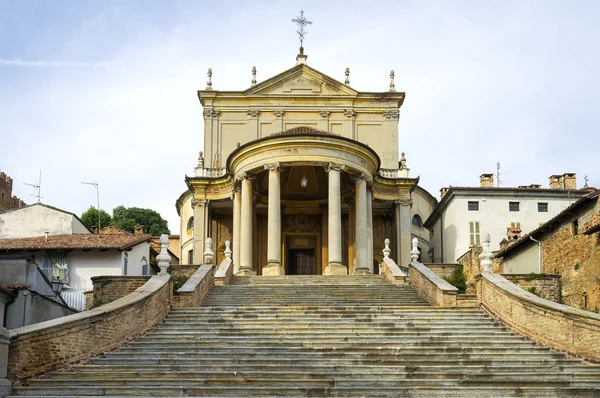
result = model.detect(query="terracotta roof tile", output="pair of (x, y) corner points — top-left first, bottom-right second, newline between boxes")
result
(0, 234), (152, 251)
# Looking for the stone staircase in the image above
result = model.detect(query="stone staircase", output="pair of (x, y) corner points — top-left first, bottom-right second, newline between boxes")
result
(11, 275), (600, 397)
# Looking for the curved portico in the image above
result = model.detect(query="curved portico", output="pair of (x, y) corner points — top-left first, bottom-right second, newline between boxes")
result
(227, 127), (379, 276)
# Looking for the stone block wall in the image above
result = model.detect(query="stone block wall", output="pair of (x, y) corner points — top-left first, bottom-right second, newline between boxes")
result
(477, 272), (600, 363)
(8, 275), (171, 382)
(0, 171), (25, 212)
(502, 274), (561, 303)
(425, 264), (462, 279)
(90, 276), (151, 308)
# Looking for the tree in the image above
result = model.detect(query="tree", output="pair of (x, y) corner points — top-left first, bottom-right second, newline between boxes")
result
(81, 206), (112, 231)
(112, 205), (170, 236)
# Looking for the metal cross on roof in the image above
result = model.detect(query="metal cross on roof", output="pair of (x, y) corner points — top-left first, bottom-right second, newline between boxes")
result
(291, 10), (312, 53)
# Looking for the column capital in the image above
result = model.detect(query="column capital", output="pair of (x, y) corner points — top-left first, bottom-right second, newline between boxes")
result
(247, 109), (260, 119)
(203, 108), (220, 120)
(394, 198), (413, 207)
(319, 110), (331, 119)
(383, 109), (400, 120)
(273, 109), (284, 118)
(264, 162), (282, 172)
(352, 172), (372, 183)
(344, 109), (356, 119)
(326, 162), (345, 173)
(235, 172), (255, 182)
(191, 198), (210, 208)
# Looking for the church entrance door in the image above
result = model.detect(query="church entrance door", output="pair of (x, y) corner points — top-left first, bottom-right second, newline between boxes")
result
(288, 249), (316, 275)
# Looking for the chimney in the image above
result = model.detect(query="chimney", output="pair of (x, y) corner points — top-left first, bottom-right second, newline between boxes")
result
(480, 174), (494, 188)
(134, 224), (144, 235)
(44, 231), (49, 242)
(440, 187), (450, 198)
(563, 173), (577, 190)
(549, 175), (562, 189)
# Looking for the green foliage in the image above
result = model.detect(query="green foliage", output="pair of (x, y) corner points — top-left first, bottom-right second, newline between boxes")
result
(81, 206), (112, 230)
(444, 268), (467, 294)
(172, 275), (190, 295)
(526, 286), (539, 297)
(112, 205), (170, 236)
(92, 299), (104, 309)
(524, 273), (538, 281)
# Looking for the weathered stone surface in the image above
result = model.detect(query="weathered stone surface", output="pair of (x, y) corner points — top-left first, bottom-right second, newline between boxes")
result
(90, 276), (150, 308)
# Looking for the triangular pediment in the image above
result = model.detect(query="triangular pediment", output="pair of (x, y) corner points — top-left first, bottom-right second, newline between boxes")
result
(245, 64), (358, 96)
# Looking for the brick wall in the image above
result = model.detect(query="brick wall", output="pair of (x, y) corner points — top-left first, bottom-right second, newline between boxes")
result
(8, 275), (171, 382)
(90, 276), (151, 308)
(173, 265), (214, 308)
(409, 263), (457, 306)
(477, 272), (600, 363)
(502, 274), (561, 303)
(425, 263), (462, 279)
(168, 264), (199, 279)
(0, 171), (25, 212)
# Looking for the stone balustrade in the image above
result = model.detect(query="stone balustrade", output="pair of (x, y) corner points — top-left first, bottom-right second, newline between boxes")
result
(379, 238), (408, 284)
(195, 167), (227, 178)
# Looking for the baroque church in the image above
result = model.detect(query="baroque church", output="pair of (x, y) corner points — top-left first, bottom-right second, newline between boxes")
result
(176, 47), (437, 276)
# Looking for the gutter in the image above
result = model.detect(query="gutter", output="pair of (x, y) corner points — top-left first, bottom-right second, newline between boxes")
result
(529, 236), (542, 273)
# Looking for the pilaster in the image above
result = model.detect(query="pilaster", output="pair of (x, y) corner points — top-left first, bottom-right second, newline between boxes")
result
(395, 198), (413, 267)
(192, 198), (210, 265)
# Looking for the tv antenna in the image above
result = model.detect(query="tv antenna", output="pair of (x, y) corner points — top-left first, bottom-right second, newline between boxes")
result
(24, 170), (43, 202)
(496, 162), (502, 187)
(81, 181), (101, 235)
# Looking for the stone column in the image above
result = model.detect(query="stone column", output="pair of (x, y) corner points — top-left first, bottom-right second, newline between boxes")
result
(238, 174), (256, 275)
(263, 162), (284, 275)
(324, 163), (347, 275)
(367, 188), (374, 274)
(394, 198), (412, 267)
(232, 188), (241, 274)
(354, 174), (370, 274)
(192, 198), (209, 264)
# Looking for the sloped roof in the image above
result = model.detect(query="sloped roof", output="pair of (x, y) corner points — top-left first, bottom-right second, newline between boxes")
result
(0, 233), (152, 252)
(495, 189), (600, 258)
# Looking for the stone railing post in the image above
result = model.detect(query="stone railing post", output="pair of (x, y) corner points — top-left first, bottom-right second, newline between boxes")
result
(156, 234), (171, 275)
(478, 233), (493, 272)
(224, 240), (232, 260)
(410, 237), (420, 263)
(204, 237), (214, 265)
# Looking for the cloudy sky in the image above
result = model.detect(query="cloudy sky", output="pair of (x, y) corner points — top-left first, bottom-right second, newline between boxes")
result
(1, 0), (598, 233)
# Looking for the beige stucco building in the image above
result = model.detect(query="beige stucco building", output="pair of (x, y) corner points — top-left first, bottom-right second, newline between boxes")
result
(176, 52), (435, 275)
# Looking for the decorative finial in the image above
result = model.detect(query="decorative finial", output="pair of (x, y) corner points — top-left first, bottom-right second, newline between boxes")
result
(410, 237), (420, 263)
(478, 233), (494, 272)
(382, 238), (391, 259)
(204, 237), (214, 265)
(198, 151), (204, 167)
(251, 66), (257, 86)
(224, 240), (232, 260)
(157, 234), (171, 275)
(399, 152), (407, 169)
(291, 10), (312, 53)
(344, 67), (350, 85)
(389, 70), (396, 92)
(206, 68), (213, 90)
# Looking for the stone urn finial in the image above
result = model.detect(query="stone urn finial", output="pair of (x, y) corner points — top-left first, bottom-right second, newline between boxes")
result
(204, 237), (215, 265)
(410, 237), (420, 263)
(156, 234), (171, 275)
(479, 233), (494, 272)
(382, 238), (391, 259)
(224, 240), (232, 260)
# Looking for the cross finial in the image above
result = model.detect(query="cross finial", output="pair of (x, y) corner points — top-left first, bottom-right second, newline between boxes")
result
(291, 10), (313, 54)
(251, 66), (257, 86)
(345, 67), (350, 85)
(389, 70), (396, 92)
(206, 68), (213, 90)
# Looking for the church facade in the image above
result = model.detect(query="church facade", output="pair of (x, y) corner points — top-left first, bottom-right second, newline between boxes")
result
(176, 51), (436, 275)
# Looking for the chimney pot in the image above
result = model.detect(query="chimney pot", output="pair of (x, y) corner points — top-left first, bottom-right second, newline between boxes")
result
(480, 174), (494, 188)
(44, 231), (49, 242)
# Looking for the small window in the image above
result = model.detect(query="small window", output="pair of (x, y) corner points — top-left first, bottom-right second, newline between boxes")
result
(412, 215), (423, 228)
(123, 252), (129, 276)
(469, 221), (481, 246)
(510, 222), (521, 229)
(188, 249), (194, 264)
(538, 202), (548, 212)
(509, 202), (520, 212)
(571, 219), (579, 236)
(187, 217), (194, 234)
(468, 201), (479, 211)
(141, 257), (148, 276)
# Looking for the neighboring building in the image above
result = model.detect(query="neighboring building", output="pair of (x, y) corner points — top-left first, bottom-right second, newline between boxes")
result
(0, 203), (90, 239)
(424, 173), (592, 263)
(495, 189), (600, 311)
(0, 171), (25, 212)
(411, 184), (438, 263)
(0, 256), (76, 329)
(175, 50), (438, 274)
(0, 233), (153, 291)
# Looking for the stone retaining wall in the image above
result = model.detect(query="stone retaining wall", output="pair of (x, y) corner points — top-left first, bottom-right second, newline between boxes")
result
(477, 271), (600, 363)
(425, 263), (462, 279)
(502, 274), (561, 303)
(173, 265), (214, 308)
(7, 275), (171, 382)
(167, 264), (199, 279)
(409, 262), (458, 306)
(90, 276), (151, 308)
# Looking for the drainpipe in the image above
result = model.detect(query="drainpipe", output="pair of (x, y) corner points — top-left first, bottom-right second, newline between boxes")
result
(529, 236), (542, 274)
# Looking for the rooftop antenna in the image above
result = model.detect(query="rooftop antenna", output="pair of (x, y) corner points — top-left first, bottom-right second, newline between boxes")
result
(496, 162), (502, 187)
(24, 170), (43, 202)
(584, 174), (589, 187)
(81, 181), (101, 236)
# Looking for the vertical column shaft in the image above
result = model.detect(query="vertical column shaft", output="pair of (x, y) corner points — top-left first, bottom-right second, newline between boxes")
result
(367, 189), (374, 273)
(192, 199), (209, 264)
(324, 163), (347, 274)
(238, 175), (255, 275)
(232, 189), (241, 273)
(354, 176), (370, 274)
(395, 199), (413, 266)
(265, 163), (282, 272)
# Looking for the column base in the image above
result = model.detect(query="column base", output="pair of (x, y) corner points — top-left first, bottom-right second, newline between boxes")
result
(352, 268), (373, 275)
(323, 262), (348, 275)
(235, 269), (256, 276)
(262, 263), (284, 276)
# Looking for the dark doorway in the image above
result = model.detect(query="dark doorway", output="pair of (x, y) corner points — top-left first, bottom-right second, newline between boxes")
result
(288, 249), (316, 275)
